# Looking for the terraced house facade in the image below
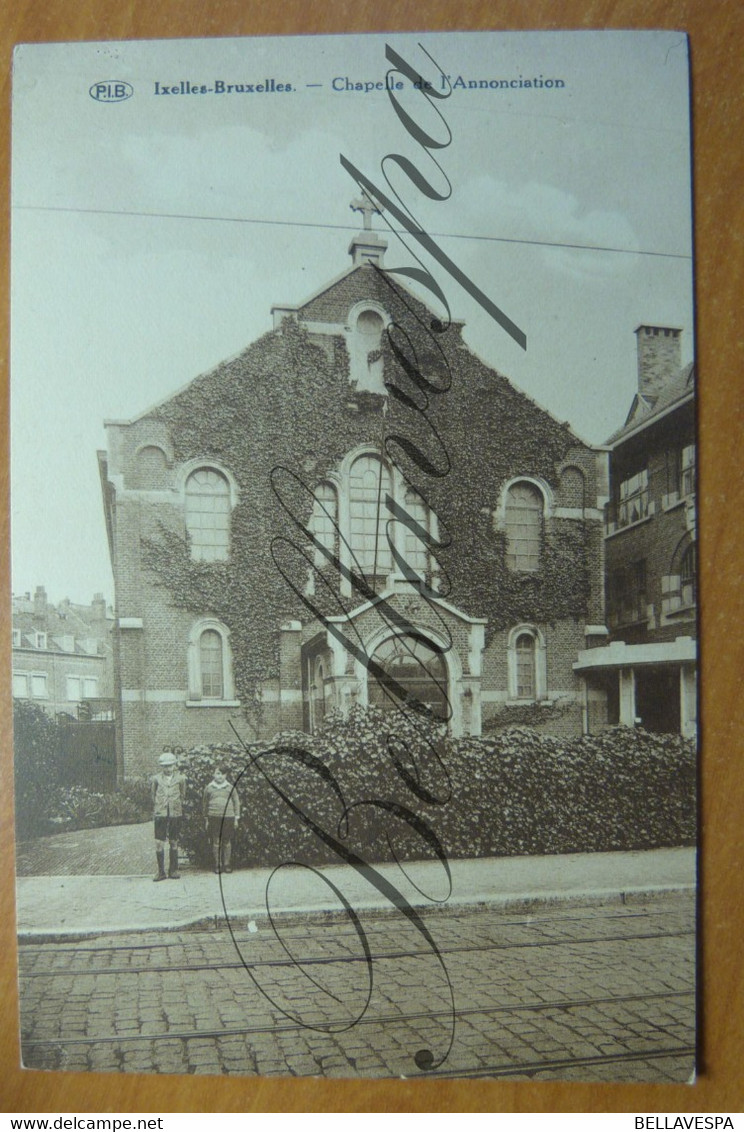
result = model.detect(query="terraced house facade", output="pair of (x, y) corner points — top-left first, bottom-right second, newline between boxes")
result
(12, 586), (114, 719)
(99, 222), (613, 777)
(575, 326), (697, 739)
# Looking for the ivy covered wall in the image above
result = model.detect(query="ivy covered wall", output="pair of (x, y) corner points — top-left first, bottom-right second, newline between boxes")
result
(106, 259), (604, 759)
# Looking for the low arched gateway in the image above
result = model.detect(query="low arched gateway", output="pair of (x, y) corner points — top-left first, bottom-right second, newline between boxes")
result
(367, 632), (449, 721)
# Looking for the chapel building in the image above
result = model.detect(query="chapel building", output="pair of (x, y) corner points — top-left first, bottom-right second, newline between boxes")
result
(99, 216), (610, 776)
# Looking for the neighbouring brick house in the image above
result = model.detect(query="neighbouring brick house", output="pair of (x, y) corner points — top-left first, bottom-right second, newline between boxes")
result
(12, 586), (115, 719)
(99, 220), (611, 777)
(574, 326), (697, 738)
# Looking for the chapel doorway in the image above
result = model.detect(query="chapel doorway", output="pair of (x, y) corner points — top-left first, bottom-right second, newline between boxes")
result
(368, 633), (449, 722)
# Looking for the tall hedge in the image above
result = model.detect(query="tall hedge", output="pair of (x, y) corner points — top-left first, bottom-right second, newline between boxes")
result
(13, 700), (61, 838)
(174, 706), (696, 868)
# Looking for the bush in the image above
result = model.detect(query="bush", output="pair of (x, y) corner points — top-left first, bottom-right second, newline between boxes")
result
(19, 783), (151, 836)
(440, 725), (696, 857)
(174, 707), (697, 868)
(174, 707), (448, 867)
(44, 785), (105, 829)
(117, 777), (153, 821)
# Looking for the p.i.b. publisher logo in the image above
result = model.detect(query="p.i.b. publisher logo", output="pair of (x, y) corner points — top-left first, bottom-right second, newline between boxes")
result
(89, 80), (133, 102)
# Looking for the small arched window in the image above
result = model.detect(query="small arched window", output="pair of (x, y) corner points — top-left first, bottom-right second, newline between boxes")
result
(505, 482), (543, 571)
(357, 309), (384, 351)
(133, 445), (168, 490)
(199, 629), (224, 699)
(185, 468), (230, 561)
(187, 619), (236, 705)
(508, 625), (547, 702)
(515, 634), (536, 699)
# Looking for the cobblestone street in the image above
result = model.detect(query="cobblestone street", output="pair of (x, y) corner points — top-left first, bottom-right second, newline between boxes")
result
(19, 891), (696, 1083)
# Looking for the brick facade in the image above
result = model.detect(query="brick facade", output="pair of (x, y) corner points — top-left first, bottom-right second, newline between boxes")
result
(100, 232), (609, 776)
(575, 327), (697, 738)
(12, 587), (115, 719)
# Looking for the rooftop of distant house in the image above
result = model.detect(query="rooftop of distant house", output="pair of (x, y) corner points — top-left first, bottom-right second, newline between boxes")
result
(12, 586), (113, 655)
(606, 325), (695, 447)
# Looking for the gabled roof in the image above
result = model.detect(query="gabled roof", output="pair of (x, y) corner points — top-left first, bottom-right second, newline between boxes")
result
(292, 259), (465, 331)
(12, 593), (113, 653)
(606, 361), (695, 447)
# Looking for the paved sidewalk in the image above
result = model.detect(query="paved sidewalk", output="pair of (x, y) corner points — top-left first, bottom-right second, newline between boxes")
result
(15, 839), (696, 938)
(16, 821), (154, 877)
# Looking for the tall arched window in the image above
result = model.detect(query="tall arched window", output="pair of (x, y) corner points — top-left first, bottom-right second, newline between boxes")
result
(185, 468), (230, 561)
(505, 482), (543, 571)
(664, 537), (697, 619)
(349, 455), (393, 576)
(403, 485), (431, 577)
(368, 633), (448, 720)
(199, 629), (224, 699)
(357, 309), (384, 353)
(349, 305), (386, 391)
(307, 482), (338, 568)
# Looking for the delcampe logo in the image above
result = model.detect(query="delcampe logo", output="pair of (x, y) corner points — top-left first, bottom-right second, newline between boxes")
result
(89, 80), (133, 102)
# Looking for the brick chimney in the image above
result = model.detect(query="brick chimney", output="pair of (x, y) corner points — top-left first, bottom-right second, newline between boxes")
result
(635, 325), (682, 401)
(91, 592), (107, 621)
(33, 585), (47, 620)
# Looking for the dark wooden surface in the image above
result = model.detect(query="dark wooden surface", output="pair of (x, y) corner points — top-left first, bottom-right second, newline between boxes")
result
(2, 0), (742, 1113)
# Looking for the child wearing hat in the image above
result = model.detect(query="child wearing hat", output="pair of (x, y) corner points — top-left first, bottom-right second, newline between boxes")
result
(202, 765), (240, 874)
(151, 750), (186, 881)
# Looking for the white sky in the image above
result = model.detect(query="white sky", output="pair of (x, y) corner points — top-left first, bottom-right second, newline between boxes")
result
(10, 31), (694, 605)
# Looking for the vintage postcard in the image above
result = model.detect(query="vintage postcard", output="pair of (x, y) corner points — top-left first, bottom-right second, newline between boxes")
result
(11, 31), (697, 1081)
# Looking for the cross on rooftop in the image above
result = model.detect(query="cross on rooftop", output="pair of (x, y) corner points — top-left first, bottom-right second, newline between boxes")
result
(350, 193), (383, 230)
